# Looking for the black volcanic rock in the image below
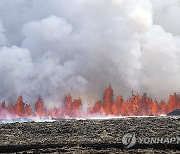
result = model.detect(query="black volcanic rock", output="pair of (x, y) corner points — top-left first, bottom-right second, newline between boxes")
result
(0, 116), (180, 153)
(167, 109), (180, 116)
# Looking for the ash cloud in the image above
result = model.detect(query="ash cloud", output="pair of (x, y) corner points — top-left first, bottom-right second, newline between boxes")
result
(0, 0), (180, 106)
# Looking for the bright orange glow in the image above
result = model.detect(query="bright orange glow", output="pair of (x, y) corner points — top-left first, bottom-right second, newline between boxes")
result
(0, 85), (179, 119)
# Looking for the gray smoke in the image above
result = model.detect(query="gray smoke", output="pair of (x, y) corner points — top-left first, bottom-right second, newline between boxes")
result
(0, 0), (180, 107)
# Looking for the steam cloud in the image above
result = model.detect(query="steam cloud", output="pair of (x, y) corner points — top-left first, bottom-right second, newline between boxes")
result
(0, 0), (180, 107)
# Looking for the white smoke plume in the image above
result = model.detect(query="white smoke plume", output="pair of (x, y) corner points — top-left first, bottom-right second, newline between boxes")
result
(0, 0), (180, 107)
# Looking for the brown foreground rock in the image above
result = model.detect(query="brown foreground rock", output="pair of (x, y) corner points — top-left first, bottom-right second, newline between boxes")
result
(0, 116), (180, 153)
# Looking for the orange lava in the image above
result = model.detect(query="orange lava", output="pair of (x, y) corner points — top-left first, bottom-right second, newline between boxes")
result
(0, 85), (179, 119)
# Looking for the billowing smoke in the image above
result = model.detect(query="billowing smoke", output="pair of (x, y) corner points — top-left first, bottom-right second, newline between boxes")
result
(0, 0), (180, 107)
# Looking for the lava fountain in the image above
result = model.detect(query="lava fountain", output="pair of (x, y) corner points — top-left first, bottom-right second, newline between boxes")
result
(0, 85), (180, 119)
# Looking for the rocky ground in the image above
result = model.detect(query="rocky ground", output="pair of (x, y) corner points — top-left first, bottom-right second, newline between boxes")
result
(0, 116), (180, 153)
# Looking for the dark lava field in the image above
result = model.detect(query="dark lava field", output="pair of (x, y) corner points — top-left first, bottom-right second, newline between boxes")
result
(0, 116), (180, 153)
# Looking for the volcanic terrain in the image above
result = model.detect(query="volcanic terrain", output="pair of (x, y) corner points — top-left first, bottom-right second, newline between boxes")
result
(0, 116), (179, 153)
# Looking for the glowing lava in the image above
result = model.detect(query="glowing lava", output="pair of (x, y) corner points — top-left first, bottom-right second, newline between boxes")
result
(0, 85), (180, 119)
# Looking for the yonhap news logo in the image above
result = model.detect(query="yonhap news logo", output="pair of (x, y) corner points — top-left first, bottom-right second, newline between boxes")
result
(122, 133), (136, 148)
(122, 133), (180, 148)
